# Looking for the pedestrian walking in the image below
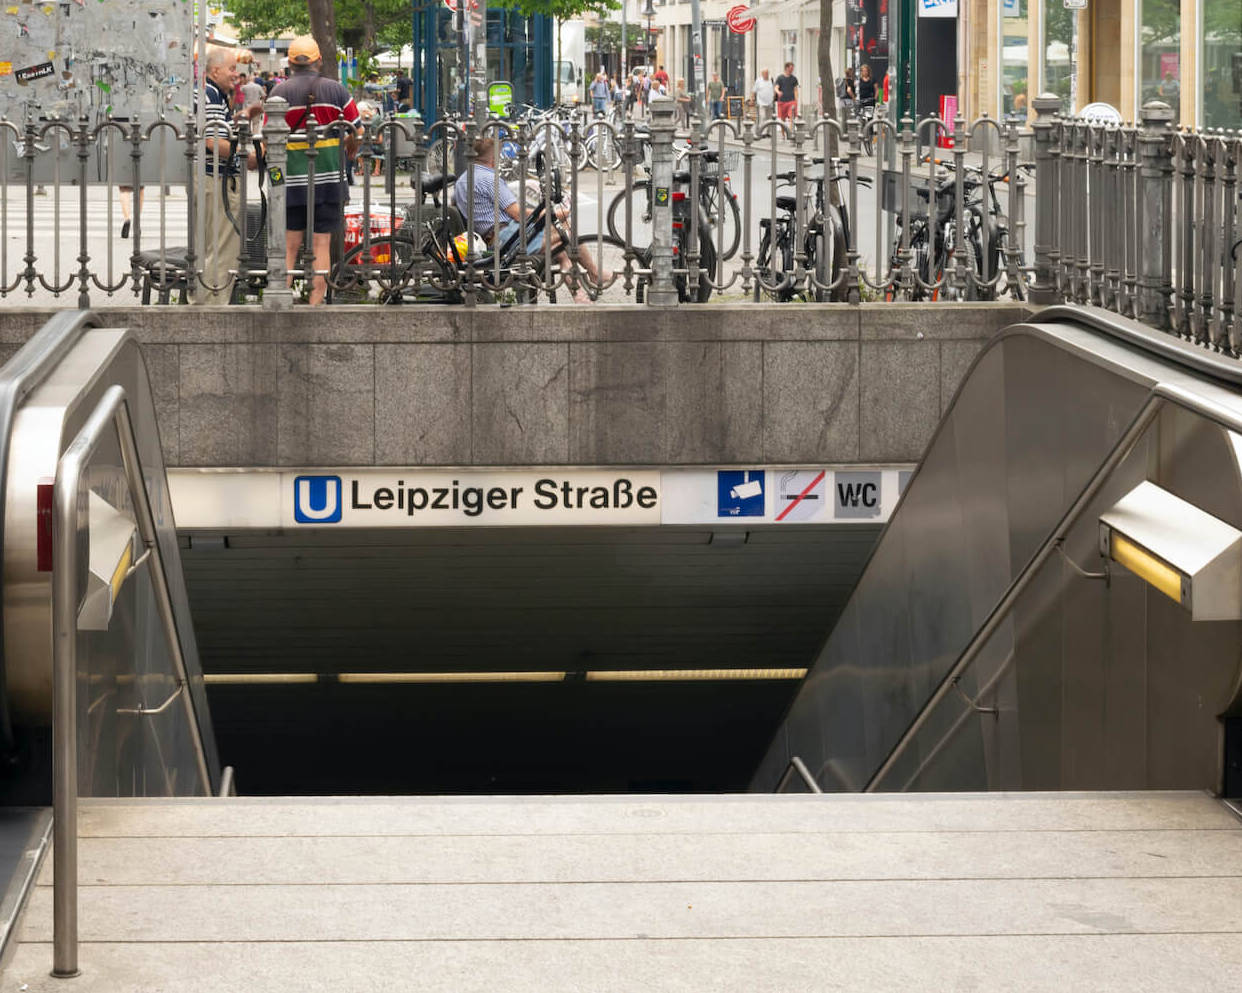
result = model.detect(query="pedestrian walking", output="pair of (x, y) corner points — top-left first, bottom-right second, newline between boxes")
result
(775, 62), (799, 122)
(590, 71), (611, 115)
(675, 78), (691, 127)
(708, 72), (725, 119)
(752, 68), (775, 124)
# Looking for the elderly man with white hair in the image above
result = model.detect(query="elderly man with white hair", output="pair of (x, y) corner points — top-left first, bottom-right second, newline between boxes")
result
(193, 46), (261, 305)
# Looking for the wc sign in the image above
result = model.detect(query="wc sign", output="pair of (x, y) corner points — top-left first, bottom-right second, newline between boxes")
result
(293, 475), (343, 523)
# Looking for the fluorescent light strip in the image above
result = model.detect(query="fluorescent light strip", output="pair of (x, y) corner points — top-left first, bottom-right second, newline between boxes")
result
(585, 668), (808, 682)
(205, 668), (808, 685)
(339, 671), (568, 684)
(204, 673), (320, 685)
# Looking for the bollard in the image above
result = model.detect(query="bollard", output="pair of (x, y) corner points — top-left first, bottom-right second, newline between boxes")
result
(1136, 100), (1174, 329)
(261, 96), (294, 310)
(1029, 94), (1062, 305)
(646, 95), (678, 306)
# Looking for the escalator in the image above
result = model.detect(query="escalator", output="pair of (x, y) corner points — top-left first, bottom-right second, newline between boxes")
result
(0, 312), (220, 966)
(753, 306), (1242, 797)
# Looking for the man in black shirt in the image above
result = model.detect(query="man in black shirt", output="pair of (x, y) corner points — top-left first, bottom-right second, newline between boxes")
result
(775, 63), (799, 122)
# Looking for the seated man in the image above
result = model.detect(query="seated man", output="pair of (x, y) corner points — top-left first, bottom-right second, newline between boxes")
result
(453, 136), (608, 302)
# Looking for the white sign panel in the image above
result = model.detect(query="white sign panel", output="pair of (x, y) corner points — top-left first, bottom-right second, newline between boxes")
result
(918, 0), (958, 17)
(167, 466), (917, 530)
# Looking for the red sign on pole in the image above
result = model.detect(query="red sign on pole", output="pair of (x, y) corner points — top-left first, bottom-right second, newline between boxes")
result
(726, 5), (756, 33)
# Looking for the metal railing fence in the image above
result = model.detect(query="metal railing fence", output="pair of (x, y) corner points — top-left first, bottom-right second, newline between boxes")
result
(2, 94), (1236, 344)
(1030, 97), (1242, 354)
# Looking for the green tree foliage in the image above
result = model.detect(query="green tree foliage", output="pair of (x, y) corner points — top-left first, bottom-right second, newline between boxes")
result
(492, 0), (618, 18)
(227, 0), (414, 58)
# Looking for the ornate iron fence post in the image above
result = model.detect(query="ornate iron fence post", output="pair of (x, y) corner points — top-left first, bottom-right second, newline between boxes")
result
(261, 96), (294, 310)
(1029, 94), (1062, 305)
(647, 95), (678, 306)
(1137, 100), (1174, 329)
(74, 115), (91, 309)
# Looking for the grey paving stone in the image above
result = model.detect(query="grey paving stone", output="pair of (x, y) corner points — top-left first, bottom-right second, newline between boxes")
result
(762, 341), (860, 462)
(375, 344), (472, 464)
(471, 343), (569, 463)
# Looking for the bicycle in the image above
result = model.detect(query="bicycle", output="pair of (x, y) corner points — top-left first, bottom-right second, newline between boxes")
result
(754, 159), (867, 302)
(883, 160), (1018, 301)
(605, 147), (740, 262)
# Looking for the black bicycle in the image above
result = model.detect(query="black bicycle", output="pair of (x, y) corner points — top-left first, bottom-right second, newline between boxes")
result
(754, 160), (866, 302)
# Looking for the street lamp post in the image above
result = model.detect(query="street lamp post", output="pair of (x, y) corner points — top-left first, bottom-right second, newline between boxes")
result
(621, 0), (628, 82)
(643, 0), (655, 69)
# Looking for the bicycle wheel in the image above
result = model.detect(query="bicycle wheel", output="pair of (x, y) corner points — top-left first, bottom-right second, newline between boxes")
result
(675, 223), (716, 303)
(585, 128), (622, 172)
(701, 177), (741, 262)
(606, 181), (653, 250)
(813, 207), (848, 301)
(754, 223), (795, 302)
(568, 234), (633, 301)
(334, 235), (426, 303)
(426, 133), (458, 173)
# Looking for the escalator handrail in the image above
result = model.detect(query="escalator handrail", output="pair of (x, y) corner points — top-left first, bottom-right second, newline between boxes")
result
(52, 383), (213, 978)
(863, 379), (1242, 792)
(1038, 305), (1242, 389)
(0, 310), (102, 757)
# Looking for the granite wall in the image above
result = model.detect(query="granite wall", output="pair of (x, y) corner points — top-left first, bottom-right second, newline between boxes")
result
(0, 303), (1031, 467)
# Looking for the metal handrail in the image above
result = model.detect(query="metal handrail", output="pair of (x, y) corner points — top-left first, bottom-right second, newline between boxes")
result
(52, 383), (211, 977)
(863, 379), (1242, 792)
(775, 755), (823, 794)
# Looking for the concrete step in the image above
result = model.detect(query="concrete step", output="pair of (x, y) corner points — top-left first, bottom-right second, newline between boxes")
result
(4, 791), (1241, 991)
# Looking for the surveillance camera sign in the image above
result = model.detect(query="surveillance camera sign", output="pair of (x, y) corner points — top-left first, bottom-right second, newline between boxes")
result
(717, 470), (766, 517)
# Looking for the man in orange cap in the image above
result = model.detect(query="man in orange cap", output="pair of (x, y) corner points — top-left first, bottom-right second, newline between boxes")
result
(268, 36), (361, 304)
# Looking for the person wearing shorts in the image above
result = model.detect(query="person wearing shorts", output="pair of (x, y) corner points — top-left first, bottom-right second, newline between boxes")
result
(268, 36), (360, 304)
(775, 63), (800, 123)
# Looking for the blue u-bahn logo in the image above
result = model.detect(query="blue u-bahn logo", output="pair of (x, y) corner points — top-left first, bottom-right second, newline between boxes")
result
(293, 475), (342, 524)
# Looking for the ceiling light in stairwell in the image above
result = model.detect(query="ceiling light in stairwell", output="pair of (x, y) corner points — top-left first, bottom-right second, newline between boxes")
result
(204, 668), (808, 685)
(1099, 481), (1242, 620)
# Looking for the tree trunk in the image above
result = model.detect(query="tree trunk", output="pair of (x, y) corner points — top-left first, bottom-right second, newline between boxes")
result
(363, 1), (377, 55)
(818, 0), (844, 212)
(308, 0), (339, 80)
(818, 0), (838, 161)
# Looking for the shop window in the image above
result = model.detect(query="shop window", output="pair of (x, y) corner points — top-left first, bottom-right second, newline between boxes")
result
(1000, 0), (1027, 118)
(1140, 0), (1180, 122)
(1042, 0), (1074, 112)
(782, 30), (797, 69)
(1201, 0), (1242, 128)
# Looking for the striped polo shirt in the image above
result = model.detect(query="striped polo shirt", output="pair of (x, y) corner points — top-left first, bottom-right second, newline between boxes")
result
(267, 68), (360, 205)
(199, 79), (234, 176)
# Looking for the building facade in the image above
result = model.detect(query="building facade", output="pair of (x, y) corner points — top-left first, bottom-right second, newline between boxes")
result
(984, 0), (1239, 129)
(624, 0), (1240, 129)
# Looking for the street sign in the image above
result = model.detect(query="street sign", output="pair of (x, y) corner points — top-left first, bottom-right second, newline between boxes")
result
(1063, 0), (1087, 7)
(726, 5), (756, 33)
(488, 81), (513, 116)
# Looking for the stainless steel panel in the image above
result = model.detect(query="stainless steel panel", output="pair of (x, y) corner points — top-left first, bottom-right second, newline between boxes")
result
(756, 315), (1242, 795)
(1, 324), (218, 796)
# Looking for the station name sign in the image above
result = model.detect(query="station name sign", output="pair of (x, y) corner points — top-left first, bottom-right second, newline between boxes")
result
(166, 466), (916, 530)
(292, 471), (661, 526)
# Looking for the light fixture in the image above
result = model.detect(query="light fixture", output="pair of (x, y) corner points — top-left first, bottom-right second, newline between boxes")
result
(1099, 481), (1242, 620)
(204, 668), (808, 685)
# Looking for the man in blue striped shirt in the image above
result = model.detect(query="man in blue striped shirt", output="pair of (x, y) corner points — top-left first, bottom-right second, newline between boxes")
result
(193, 46), (261, 305)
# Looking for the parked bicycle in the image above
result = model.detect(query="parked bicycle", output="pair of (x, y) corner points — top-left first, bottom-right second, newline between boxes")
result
(754, 158), (869, 302)
(606, 146), (740, 262)
(883, 159), (1026, 301)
